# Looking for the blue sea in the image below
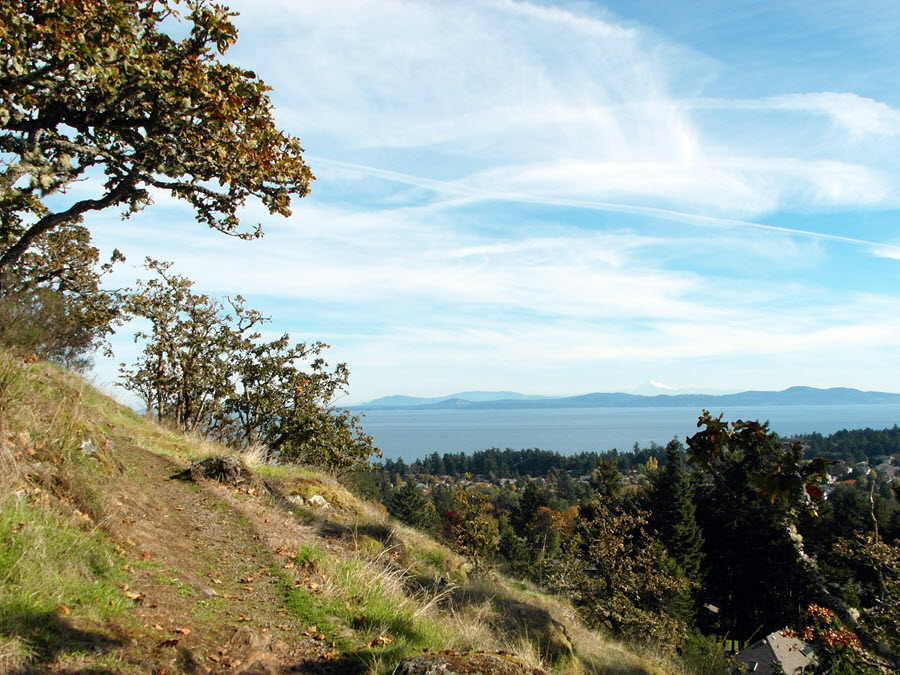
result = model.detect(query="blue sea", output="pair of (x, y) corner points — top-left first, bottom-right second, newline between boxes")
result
(358, 405), (900, 462)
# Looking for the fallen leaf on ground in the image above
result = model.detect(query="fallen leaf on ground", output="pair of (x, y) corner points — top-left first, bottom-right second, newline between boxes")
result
(174, 627), (191, 635)
(159, 638), (179, 648)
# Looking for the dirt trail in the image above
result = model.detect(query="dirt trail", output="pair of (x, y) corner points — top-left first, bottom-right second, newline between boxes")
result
(90, 440), (345, 675)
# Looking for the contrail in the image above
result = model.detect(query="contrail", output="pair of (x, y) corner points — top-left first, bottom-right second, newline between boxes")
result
(310, 156), (900, 255)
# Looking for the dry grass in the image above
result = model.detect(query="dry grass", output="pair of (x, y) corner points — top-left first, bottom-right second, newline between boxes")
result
(239, 442), (271, 467)
(0, 354), (681, 675)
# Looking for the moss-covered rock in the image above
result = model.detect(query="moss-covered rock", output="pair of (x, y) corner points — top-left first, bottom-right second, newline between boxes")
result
(353, 534), (384, 555)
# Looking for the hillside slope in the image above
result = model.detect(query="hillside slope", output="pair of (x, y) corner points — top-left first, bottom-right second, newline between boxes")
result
(0, 353), (677, 674)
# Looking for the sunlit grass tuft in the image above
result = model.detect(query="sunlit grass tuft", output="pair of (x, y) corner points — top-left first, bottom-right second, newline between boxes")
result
(0, 490), (129, 666)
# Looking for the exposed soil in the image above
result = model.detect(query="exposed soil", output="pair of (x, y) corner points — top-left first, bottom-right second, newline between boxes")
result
(47, 438), (358, 674)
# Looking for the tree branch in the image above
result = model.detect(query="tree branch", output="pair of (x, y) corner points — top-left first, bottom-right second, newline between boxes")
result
(0, 167), (141, 275)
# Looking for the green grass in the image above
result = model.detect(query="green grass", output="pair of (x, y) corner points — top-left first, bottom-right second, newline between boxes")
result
(295, 544), (327, 569)
(0, 354), (132, 670)
(0, 491), (129, 667)
(290, 506), (317, 523)
(152, 574), (196, 598)
(276, 543), (452, 673)
(0, 355), (682, 675)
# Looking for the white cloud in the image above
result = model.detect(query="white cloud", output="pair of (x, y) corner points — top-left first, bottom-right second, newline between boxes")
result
(757, 93), (900, 139)
(872, 244), (900, 260)
(83, 1), (900, 405)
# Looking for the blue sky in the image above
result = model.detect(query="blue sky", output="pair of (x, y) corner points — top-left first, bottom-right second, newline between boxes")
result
(92, 0), (900, 405)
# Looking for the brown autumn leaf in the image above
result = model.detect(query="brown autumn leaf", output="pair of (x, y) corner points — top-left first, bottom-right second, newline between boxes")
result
(174, 627), (191, 635)
(125, 590), (146, 604)
(159, 638), (179, 648)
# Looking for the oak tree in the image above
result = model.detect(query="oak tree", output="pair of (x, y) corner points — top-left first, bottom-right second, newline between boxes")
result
(0, 0), (313, 279)
(0, 222), (125, 368)
(120, 259), (257, 431)
(120, 260), (378, 473)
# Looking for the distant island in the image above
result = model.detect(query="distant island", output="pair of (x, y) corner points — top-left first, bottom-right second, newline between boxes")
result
(352, 386), (900, 411)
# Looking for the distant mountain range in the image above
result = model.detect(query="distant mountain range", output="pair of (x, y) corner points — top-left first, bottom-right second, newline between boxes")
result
(352, 386), (900, 411)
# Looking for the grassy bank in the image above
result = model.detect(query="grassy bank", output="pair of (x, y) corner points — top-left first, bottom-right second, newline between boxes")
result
(0, 351), (684, 674)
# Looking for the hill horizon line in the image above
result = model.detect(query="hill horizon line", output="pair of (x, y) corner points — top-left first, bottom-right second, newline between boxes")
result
(351, 386), (900, 411)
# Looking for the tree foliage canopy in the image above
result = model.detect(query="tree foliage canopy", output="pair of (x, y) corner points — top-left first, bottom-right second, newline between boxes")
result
(686, 411), (899, 671)
(0, 0), (313, 277)
(120, 260), (378, 473)
(0, 222), (124, 367)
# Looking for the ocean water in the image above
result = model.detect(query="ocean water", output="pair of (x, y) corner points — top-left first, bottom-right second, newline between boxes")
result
(358, 405), (900, 462)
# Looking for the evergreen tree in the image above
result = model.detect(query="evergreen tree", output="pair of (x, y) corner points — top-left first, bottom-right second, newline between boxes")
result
(591, 458), (622, 504)
(688, 413), (826, 645)
(650, 439), (704, 584)
(430, 484), (456, 519)
(511, 480), (554, 536)
(497, 516), (530, 573)
(388, 480), (430, 529)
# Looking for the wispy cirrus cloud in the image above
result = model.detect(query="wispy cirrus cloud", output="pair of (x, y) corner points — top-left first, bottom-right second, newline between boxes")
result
(91, 0), (900, 404)
(691, 92), (900, 139)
